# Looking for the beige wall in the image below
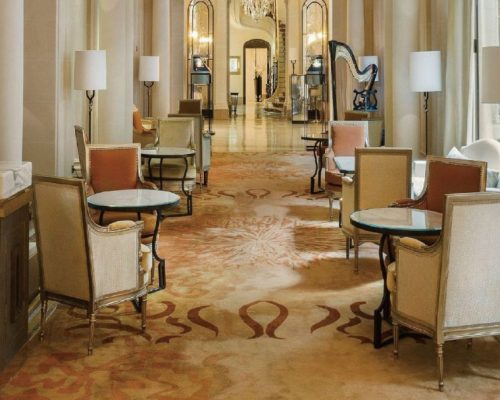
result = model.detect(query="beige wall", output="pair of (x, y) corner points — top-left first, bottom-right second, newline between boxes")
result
(24, 0), (87, 176)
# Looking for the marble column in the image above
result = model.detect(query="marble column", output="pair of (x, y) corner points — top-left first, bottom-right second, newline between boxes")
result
(213, 0), (229, 119)
(96, 0), (135, 143)
(0, 0), (23, 162)
(152, 0), (170, 116)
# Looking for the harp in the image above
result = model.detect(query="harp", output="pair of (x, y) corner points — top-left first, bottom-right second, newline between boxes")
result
(328, 40), (378, 120)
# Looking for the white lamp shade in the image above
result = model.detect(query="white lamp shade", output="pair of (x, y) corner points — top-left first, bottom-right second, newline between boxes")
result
(74, 50), (107, 90)
(409, 51), (442, 92)
(139, 56), (160, 82)
(289, 47), (298, 62)
(359, 55), (379, 82)
(481, 46), (500, 103)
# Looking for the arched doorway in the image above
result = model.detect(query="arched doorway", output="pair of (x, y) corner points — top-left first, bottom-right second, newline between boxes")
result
(243, 39), (271, 104)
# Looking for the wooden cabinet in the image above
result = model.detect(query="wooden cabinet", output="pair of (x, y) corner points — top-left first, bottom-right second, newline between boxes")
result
(0, 190), (31, 371)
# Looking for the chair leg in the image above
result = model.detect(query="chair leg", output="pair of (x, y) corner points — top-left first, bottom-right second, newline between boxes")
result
(39, 299), (48, 342)
(88, 313), (96, 356)
(393, 322), (399, 358)
(345, 237), (350, 260)
(141, 296), (148, 332)
(328, 195), (334, 221)
(436, 343), (444, 391)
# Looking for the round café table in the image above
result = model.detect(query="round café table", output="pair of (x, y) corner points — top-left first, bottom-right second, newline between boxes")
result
(141, 147), (196, 215)
(301, 133), (328, 194)
(88, 189), (180, 295)
(350, 207), (442, 348)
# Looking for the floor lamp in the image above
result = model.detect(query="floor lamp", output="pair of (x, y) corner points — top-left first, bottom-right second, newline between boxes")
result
(409, 51), (442, 155)
(74, 50), (107, 143)
(481, 46), (500, 107)
(139, 56), (160, 117)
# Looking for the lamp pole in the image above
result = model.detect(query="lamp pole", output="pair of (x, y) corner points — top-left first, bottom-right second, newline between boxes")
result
(86, 90), (96, 142)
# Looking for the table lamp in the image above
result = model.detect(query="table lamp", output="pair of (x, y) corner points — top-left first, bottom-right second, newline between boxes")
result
(139, 56), (160, 117)
(409, 51), (442, 154)
(74, 50), (107, 143)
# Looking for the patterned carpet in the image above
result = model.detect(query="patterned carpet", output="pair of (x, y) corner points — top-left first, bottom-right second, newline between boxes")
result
(1, 152), (500, 399)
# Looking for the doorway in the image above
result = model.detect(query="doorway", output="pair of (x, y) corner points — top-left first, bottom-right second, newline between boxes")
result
(243, 39), (270, 104)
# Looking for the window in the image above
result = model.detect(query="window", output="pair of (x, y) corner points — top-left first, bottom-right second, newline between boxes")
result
(475, 0), (500, 140)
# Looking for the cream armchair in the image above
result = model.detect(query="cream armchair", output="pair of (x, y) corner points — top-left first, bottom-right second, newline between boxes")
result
(33, 176), (150, 355)
(341, 147), (412, 272)
(143, 117), (197, 194)
(168, 113), (211, 186)
(388, 192), (500, 391)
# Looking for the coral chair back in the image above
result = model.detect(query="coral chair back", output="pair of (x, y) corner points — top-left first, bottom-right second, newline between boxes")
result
(423, 157), (486, 213)
(87, 144), (142, 193)
(330, 121), (367, 156)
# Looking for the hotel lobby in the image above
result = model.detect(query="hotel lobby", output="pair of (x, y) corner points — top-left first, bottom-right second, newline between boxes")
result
(1, 0), (500, 398)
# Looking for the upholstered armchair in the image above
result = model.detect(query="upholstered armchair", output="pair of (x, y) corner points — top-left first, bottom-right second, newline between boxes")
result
(133, 108), (157, 148)
(86, 143), (158, 244)
(168, 99), (211, 185)
(324, 121), (367, 220)
(143, 117), (197, 194)
(74, 125), (88, 179)
(387, 192), (500, 391)
(341, 147), (412, 273)
(392, 156), (487, 213)
(32, 176), (151, 355)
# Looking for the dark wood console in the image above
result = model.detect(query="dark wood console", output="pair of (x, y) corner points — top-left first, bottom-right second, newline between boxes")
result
(0, 189), (31, 371)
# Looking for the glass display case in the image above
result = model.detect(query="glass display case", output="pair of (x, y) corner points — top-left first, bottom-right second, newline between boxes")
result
(291, 74), (308, 123)
(301, 0), (328, 126)
(187, 0), (214, 130)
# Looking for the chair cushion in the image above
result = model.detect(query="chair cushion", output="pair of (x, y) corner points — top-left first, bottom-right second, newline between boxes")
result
(90, 148), (139, 192)
(332, 125), (365, 156)
(387, 262), (396, 293)
(92, 211), (156, 244)
(140, 244), (153, 286)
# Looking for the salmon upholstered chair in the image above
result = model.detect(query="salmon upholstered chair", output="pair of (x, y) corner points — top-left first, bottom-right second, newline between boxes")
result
(341, 147), (412, 273)
(387, 192), (500, 391)
(324, 121), (368, 220)
(86, 143), (158, 244)
(33, 176), (150, 355)
(133, 106), (157, 148)
(392, 156), (487, 214)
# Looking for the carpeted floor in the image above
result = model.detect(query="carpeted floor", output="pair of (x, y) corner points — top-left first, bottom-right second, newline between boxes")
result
(1, 152), (500, 399)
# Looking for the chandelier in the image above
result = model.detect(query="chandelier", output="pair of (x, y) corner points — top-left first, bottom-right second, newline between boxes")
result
(242, 0), (272, 21)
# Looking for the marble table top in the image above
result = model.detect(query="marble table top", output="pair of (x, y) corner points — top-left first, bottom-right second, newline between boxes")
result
(88, 189), (180, 211)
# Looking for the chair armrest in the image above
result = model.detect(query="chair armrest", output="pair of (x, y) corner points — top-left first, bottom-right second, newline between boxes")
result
(389, 197), (425, 208)
(137, 180), (158, 190)
(392, 238), (442, 328)
(341, 176), (355, 230)
(342, 175), (354, 185)
(88, 221), (144, 299)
